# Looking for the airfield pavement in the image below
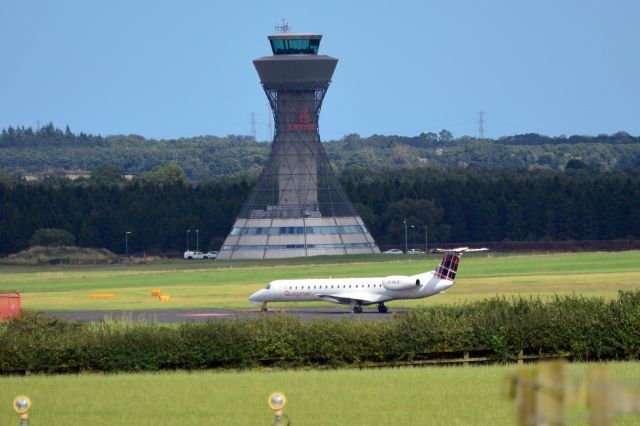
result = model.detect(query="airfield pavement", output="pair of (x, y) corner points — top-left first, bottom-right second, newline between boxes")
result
(44, 307), (401, 323)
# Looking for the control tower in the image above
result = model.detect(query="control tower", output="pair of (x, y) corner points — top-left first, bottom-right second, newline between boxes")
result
(217, 30), (379, 259)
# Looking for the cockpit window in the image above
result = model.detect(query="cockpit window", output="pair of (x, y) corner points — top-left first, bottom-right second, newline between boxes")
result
(266, 283), (271, 290)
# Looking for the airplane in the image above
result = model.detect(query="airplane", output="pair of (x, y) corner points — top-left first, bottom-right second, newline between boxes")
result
(249, 247), (488, 313)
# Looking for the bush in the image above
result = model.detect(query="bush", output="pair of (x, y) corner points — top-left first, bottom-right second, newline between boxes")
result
(2, 292), (640, 374)
(5, 246), (119, 265)
(29, 228), (75, 247)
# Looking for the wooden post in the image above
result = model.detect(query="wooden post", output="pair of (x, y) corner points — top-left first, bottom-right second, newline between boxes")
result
(536, 361), (565, 426)
(515, 366), (537, 426)
(463, 351), (469, 366)
(517, 350), (524, 366)
(588, 365), (613, 426)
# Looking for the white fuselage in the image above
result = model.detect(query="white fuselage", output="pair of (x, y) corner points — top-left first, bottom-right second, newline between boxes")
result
(249, 271), (454, 306)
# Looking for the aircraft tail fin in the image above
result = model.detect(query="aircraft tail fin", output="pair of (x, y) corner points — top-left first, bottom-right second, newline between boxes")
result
(433, 247), (488, 281)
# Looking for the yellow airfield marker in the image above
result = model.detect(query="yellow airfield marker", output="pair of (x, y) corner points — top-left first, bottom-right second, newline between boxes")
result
(89, 294), (115, 299)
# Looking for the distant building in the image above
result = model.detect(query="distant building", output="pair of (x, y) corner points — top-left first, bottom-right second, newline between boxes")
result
(218, 31), (379, 259)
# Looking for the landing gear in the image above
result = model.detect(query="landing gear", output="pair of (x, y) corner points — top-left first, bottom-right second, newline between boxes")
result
(377, 302), (388, 313)
(351, 300), (363, 314)
(261, 302), (268, 312)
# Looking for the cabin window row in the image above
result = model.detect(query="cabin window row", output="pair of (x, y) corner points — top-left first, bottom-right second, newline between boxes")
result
(288, 284), (383, 290)
(229, 225), (369, 236)
(222, 242), (377, 251)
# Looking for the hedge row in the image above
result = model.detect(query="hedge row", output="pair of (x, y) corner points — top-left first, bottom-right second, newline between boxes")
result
(2, 292), (640, 373)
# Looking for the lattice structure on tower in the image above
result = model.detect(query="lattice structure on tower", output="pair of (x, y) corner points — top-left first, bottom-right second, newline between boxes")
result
(218, 31), (379, 259)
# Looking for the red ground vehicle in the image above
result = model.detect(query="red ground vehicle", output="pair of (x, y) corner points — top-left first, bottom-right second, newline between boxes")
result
(1, 290), (21, 321)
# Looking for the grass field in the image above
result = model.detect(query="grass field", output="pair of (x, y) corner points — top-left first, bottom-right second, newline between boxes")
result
(3, 254), (640, 425)
(1, 251), (640, 311)
(2, 363), (640, 425)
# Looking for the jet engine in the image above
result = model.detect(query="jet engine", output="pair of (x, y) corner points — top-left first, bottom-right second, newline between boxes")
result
(382, 276), (421, 291)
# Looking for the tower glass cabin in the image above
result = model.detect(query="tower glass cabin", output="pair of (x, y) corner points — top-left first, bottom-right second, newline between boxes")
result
(217, 32), (379, 259)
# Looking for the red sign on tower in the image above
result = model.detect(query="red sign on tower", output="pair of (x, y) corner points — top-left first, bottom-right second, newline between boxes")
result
(288, 108), (317, 131)
(299, 108), (309, 123)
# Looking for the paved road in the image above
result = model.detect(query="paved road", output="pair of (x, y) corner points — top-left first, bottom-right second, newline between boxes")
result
(45, 307), (403, 323)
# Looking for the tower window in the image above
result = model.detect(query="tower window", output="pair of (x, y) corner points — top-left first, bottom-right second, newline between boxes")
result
(270, 38), (320, 55)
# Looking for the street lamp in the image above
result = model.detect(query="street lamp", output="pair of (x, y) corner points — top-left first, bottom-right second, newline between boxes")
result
(196, 229), (199, 252)
(186, 229), (191, 251)
(411, 225), (416, 251)
(425, 225), (428, 253)
(13, 395), (32, 424)
(125, 231), (132, 257)
(403, 219), (407, 254)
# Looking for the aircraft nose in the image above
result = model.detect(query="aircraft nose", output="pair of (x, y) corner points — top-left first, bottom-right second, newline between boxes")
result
(249, 289), (266, 304)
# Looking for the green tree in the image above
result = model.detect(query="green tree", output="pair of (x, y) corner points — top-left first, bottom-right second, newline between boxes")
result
(140, 162), (188, 186)
(90, 163), (125, 186)
(565, 159), (590, 170)
(30, 228), (76, 247)
(438, 129), (454, 143)
(0, 170), (21, 187)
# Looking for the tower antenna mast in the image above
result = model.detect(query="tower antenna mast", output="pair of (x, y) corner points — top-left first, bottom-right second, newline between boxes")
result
(274, 19), (290, 33)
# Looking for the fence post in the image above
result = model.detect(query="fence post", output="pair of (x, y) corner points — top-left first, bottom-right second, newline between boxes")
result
(517, 350), (524, 365)
(536, 361), (565, 426)
(463, 351), (469, 366)
(588, 365), (613, 426)
(515, 366), (537, 426)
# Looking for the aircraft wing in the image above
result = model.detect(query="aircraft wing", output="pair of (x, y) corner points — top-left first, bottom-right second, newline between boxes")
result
(316, 292), (386, 305)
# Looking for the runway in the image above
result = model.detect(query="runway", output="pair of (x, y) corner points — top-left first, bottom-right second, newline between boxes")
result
(45, 307), (402, 323)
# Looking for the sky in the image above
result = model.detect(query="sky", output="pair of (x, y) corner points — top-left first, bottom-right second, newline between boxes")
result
(1, 0), (639, 141)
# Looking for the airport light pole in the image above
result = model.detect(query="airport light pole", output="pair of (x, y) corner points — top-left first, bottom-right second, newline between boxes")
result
(125, 231), (132, 257)
(13, 395), (32, 425)
(196, 229), (199, 252)
(403, 219), (407, 254)
(411, 225), (415, 251)
(186, 229), (191, 251)
(425, 225), (428, 253)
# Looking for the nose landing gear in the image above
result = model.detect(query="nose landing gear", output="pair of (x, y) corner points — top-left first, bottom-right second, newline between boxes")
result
(261, 302), (268, 312)
(350, 300), (363, 314)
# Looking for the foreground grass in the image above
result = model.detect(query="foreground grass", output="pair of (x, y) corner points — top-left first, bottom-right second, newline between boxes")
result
(1, 363), (640, 425)
(2, 251), (640, 311)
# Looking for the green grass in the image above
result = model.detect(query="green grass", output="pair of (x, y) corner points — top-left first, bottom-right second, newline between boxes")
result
(1, 363), (640, 425)
(2, 251), (640, 311)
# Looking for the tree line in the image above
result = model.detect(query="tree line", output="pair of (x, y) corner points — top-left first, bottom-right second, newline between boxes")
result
(1, 166), (639, 256)
(2, 124), (640, 179)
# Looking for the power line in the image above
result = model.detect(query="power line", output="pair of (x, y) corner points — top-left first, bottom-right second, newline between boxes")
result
(477, 111), (487, 139)
(249, 112), (257, 141)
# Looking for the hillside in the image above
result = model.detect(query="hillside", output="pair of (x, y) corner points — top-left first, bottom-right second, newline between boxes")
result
(1, 124), (639, 180)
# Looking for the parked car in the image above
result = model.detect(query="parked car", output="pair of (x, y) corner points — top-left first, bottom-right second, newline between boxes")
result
(407, 249), (425, 254)
(383, 248), (403, 254)
(183, 250), (205, 259)
(206, 251), (219, 259)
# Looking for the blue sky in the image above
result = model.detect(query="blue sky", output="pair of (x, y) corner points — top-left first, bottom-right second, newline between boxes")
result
(1, 0), (638, 140)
